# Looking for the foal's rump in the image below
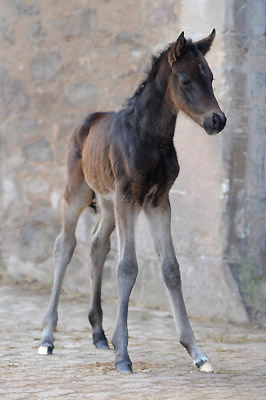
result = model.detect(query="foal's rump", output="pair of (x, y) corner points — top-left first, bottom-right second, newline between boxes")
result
(81, 112), (116, 195)
(64, 111), (115, 205)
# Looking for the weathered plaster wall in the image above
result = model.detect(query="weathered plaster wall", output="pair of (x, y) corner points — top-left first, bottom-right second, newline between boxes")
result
(0, 0), (264, 323)
(222, 0), (266, 323)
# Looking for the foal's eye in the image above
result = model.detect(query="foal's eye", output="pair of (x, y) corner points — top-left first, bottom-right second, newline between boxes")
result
(180, 78), (192, 87)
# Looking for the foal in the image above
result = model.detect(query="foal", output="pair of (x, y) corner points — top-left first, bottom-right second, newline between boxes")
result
(38, 30), (226, 374)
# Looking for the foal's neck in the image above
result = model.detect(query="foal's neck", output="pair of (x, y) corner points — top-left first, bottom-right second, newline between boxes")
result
(134, 55), (177, 147)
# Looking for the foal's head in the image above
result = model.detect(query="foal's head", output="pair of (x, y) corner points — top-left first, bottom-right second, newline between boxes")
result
(167, 29), (226, 135)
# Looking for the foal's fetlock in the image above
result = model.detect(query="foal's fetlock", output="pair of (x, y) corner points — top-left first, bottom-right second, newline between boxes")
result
(112, 336), (133, 373)
(92, 330), (109, 350)
(180, 336), (214, 372)
(38, 332), (55, 355)
(114, 350), (133, 374)
(89, 309), (109, 349)
(189, 348), (214, 373)
(115, 360), (133, 374)
(38, 313), (57, 355)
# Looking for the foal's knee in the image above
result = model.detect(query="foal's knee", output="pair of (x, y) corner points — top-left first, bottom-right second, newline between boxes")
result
(162, 261), (181, 289)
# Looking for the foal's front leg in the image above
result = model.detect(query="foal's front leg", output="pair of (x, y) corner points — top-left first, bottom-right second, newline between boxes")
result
(112, 195), (140, 373)
(144, 197), (213, 372)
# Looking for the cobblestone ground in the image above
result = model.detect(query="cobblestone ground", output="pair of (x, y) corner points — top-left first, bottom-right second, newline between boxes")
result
(0, 284), (265, 400)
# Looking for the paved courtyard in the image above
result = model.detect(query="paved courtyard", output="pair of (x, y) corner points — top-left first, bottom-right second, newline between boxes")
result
(0, 283), (265, 399)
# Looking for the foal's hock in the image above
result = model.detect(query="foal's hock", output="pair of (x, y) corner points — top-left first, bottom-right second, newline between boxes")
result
(38, 30), (226, 374)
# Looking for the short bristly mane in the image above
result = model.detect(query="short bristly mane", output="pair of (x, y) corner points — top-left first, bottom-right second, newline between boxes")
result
(125, 45), (170, 111)
(125, 38), (195, 113)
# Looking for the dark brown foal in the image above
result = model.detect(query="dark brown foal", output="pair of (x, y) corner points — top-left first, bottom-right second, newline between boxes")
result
(39, 30), (226, 374)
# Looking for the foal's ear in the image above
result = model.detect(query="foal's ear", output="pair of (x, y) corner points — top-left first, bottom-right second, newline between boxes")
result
(195, 29), (216, 55)
(168, 31), (186, 66)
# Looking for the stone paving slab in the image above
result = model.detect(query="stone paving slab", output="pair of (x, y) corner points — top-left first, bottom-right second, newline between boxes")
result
(0, 284), (265, 400)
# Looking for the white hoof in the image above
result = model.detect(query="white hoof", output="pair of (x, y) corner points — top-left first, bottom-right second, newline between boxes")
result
(37, 345), (53, 355)
(199, 361), (214, 373)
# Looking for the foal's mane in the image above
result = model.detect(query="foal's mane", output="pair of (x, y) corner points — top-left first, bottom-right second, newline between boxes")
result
(125, 38), (195, 113)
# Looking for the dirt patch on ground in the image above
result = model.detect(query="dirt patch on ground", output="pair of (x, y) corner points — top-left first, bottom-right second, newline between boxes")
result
(0, 284), (265, 399)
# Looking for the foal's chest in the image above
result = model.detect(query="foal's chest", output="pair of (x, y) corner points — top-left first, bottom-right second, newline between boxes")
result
(131, 145), (180, 204)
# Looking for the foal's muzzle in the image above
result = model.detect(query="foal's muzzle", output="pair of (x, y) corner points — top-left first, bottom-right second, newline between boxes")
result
(203, 112), (227, 135)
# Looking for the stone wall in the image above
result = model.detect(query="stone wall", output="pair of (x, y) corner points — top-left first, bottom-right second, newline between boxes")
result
(0, 0), (265, 324)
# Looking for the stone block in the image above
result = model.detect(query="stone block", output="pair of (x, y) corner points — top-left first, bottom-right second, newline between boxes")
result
(27, 21), (46, 46)
(30, 51), (61, 82)
(53, 9), (96, 38)
(20, 118), (39, 134)
(0, 68), (30, 116)
(19, 222), (53, 262)
(0, 17), (15, 44)
(26, 178), (49, 195)
(23, 138), (53, 162)
(114, 31), (142, 46)
(141, 0), (177, 28)
(64, 82), (97, 108)
(8, 0), (40, 16)
(1, 178), (17, 210)
(32, 92), (56, 114)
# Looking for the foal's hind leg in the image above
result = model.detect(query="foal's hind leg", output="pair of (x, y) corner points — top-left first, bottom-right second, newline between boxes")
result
(88, 195), (115, 349)
(144, 197), (213, 372)
(38, 179), (92, 355)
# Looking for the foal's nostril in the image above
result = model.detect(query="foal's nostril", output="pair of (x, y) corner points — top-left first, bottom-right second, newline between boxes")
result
(212, 113), (221, 129)
(211, 112), (226, 131)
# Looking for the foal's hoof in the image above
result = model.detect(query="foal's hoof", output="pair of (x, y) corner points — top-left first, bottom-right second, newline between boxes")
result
(116, 362), (133, 374)
(94, 339), (110, 350)
(194, 358), (214, 373)
(38, 344), (54, 355)
(199, 361), (214, 372)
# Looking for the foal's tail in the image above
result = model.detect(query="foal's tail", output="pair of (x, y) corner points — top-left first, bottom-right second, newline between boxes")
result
(89, 191), (97, 213)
